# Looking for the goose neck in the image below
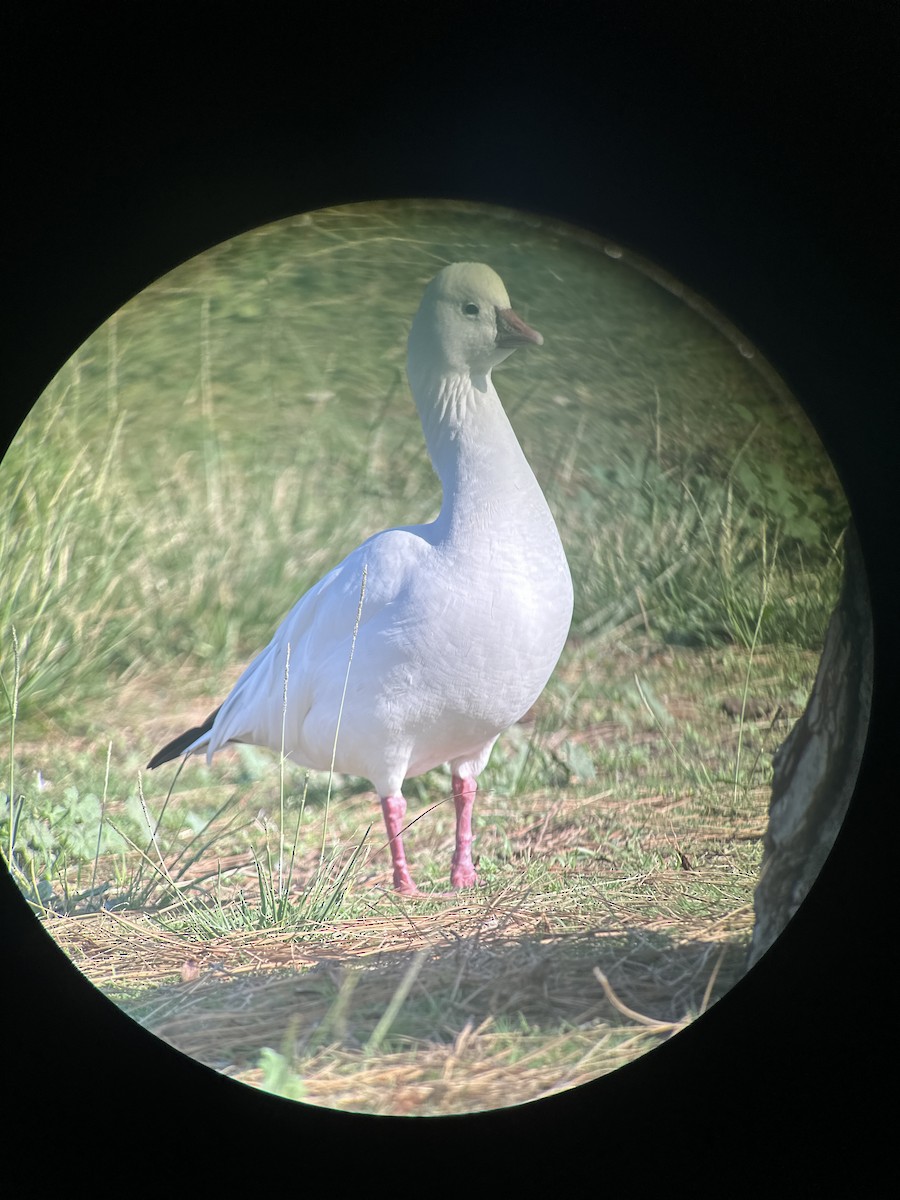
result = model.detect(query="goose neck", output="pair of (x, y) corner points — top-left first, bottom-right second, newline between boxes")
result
(412, 369), (539, 531)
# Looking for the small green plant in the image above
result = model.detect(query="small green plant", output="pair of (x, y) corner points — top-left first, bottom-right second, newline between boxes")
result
(257, 1046), (307, 1102)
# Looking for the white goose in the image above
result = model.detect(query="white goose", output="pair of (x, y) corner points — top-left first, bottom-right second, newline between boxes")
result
(149, 263), (574, 894)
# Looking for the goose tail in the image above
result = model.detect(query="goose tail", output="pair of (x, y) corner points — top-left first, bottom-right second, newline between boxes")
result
(146, 706), (221, 769)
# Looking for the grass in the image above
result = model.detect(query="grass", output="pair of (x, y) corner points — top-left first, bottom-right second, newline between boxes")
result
(0, 198), (847, 1115)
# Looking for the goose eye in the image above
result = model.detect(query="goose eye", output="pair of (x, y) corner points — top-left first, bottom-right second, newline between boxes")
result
(463, 302), (480, 317)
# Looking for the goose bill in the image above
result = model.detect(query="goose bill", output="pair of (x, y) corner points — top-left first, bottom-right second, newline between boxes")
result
(495, 306), (543, 348)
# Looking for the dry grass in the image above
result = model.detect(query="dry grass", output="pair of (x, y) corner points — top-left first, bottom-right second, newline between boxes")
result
(19, 634), (796, 1116)
(46, 873), (751, 1114)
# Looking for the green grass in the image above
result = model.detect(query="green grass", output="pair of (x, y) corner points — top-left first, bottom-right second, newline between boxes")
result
(0, 198), (846, 1113)
(2, 201), (845, 724)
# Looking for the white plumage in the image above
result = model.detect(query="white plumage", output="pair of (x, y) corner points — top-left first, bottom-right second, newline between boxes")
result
(149, 262), (573, 893)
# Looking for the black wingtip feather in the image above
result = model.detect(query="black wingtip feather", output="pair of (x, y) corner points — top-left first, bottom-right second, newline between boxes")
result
(146, 707), (221, 770)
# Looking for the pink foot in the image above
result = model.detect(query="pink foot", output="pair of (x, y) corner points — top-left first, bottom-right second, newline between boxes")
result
(380, 782), (481, 896)
(450, 866), (479, 888)
(450, 774), (479, 889)
(380, 792), (423, 894)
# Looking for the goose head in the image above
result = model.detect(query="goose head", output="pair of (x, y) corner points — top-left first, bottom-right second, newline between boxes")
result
(407, 262), (543, 391)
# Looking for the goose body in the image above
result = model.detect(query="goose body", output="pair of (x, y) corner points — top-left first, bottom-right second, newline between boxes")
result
(149, 263), (573, 892)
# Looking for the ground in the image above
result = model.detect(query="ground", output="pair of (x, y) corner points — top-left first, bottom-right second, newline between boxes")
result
(17, 636), (814, 1115)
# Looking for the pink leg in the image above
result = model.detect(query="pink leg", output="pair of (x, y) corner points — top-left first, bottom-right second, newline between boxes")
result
(450, 773), (479, 888)
(380, 794), (418, 894)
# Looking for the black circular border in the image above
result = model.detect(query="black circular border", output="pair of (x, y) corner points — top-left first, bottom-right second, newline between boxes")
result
(2, 1), (895, 1184)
